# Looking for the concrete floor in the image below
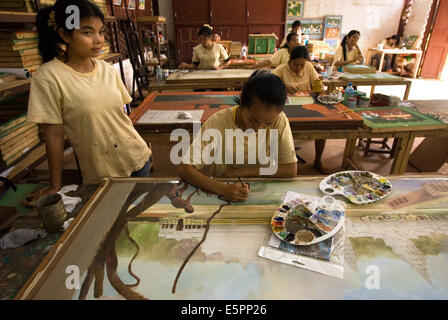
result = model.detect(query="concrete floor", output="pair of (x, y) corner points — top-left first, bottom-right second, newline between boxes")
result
(34, 78), (448, 183)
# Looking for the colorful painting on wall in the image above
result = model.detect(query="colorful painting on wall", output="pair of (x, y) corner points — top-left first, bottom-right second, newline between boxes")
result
(323, 16), (342, 39)
(287, 0), (304, 18)
(127, 0), (135, 10)
(113, 0), (122, 5)
(138, 0), (145, 10)
(300, 19), (324, 40)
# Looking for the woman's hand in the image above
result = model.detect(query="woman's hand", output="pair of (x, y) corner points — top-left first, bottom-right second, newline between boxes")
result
(219, 182), (250, 202)
(212, 65), (222, 70)
(286, 85), (298, 94)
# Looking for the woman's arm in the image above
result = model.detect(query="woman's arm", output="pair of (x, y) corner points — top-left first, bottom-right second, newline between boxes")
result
(177, 164), (250, 202)
(40, 123), (65, 194)
(179, 62), (198, 69)
(214, 59), (230, 70)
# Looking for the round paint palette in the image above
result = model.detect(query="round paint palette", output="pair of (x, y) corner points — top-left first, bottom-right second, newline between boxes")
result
(271, 196), (345, 246)
(319, 171), (392, 205)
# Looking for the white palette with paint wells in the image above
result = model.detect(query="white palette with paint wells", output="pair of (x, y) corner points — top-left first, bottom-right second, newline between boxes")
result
(319, 170), (393, 205)
(271, 191), (345, 246)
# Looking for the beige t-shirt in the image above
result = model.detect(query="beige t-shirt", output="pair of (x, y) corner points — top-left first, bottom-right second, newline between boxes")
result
(273, 61), (320, 91)
(183, 106), (297, 177)
(27, 58), (151, 184)
(333, 45), (365, 65)
(192, 43), (229, 69)
(269, 48), (291, 67)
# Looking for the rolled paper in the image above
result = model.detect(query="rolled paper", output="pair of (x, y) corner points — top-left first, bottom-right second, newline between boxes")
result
(0, 68), (31, 79)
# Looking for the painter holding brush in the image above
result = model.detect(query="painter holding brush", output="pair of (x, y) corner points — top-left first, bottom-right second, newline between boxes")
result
(27, 0), (151, 197)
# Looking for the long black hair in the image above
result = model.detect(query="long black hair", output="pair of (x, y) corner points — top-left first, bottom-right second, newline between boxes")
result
(36, 0), (104, 63)
(283, 32), (298, 49)
(340, 30), (360, 61)
(234, 69), (286, 110)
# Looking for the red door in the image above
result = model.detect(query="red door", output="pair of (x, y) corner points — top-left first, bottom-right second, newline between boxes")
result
(421, 0), (448, 79)
(210, 0), (246, 25)
(173, 0), (210, 24)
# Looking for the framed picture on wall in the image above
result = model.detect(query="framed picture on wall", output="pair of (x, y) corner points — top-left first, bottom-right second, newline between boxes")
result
(300, 19), (324, 40)
(287, 0), (304, 18)
(127, 0), (136, 10)
(323, 16), (342, 39)
(138, 0), (145, 10)
(113, 0), (122, 5)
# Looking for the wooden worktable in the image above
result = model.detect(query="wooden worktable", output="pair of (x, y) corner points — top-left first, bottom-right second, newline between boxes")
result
(15, 175), (448, 300)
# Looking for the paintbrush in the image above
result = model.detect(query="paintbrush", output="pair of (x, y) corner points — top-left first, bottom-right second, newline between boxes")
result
(238, 176), (246, 188)
(338, 109), (356, 114)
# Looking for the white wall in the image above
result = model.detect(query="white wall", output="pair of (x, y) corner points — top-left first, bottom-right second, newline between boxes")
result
(158, 0), (176, 43)
(403, 0), (433, 48)
(302, 0), (404, 56)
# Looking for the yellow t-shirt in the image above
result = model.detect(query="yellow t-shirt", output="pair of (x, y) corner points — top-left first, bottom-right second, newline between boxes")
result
(192, 43), (229, 69)
(333, 45), (365, 65)
(269, 48), (291, 67)
(183, 105), (297, 177)
(272, 61), (320, 91)
(27, 58), (151, 185)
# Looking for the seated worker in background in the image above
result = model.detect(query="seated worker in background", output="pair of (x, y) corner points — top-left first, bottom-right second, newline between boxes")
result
(252, 32), (299, 69)
(272, 46), (328, 174)
(177, 70), (298, 202)
(179, 24), (230, 70)
(333, 30), (365, 68)
(371, 35), (401, 71)
(280, 20), (302, 48)
(211, 33), (221, 42)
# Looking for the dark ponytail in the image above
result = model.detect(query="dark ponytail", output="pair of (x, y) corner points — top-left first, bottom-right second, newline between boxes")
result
(340, 30), (360, 61)
(36, 0), (104, 63)
(283, 32), (298, 49)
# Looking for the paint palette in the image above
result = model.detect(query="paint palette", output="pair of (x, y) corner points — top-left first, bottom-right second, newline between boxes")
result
(317, 93), (343, 104)
(319, 171), (392, 205)
(271, 195), (345, 246)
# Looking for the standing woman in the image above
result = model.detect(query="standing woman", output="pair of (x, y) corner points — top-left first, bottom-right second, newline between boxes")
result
(179, 25), (230, 70)
(27, 0), (151, 196)
(272, 46), (328, 173)
(280, 20), (302, 48)
(252, 32), (299, 69)
(333, 30), (365, 68)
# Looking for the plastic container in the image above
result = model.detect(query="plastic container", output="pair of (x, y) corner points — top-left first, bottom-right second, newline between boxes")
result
(241, 43), (247, 59)
(343, 82), (355, 105)
(156, 66), (163, 83)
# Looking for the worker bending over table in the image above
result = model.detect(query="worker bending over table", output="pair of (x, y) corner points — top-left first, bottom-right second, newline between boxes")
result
(272, 46), (329, 174)
(177, 70), (297, 202)
(251, 32), (299, 69)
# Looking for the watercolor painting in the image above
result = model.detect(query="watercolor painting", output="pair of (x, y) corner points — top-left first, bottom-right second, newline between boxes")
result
(138, 0), (145, 10)
(300, 19), (324, 40)
(127, 0), (135, 10)
(287, 0), (304, 18)
(324, 16), (342, 39)
(18, 176), (448, 299)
